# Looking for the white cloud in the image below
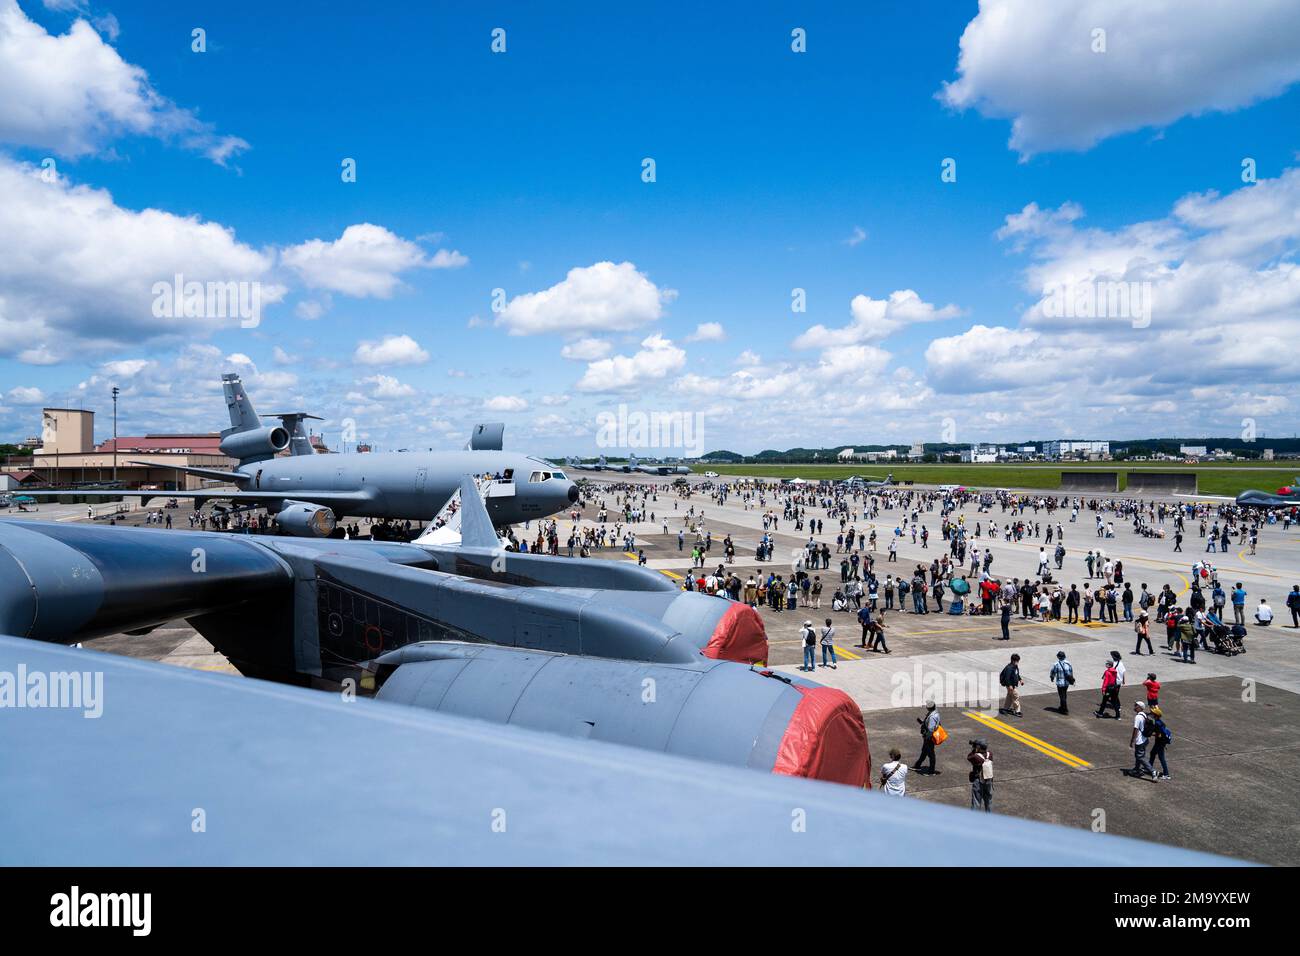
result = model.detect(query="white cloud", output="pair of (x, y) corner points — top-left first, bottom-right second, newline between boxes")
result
(295, 297), (330, 320)
(272, 345), (296, 365)
(5, 385), (44, 404)
(101, 358), (148, 378)
(685, 322), (726, 343)
(353, 334), (430, 366)
(735, 350), (762, 366)
(0, 156), (283, 361)
(0, 0), (247, 163)
(495, 261), (675, 336)
(540, 394), (570, 406)
(282, 224), (459, 298)
(941, 0), (1300, 156)
(793, 290), (963, 349)
(429, 248), (469, 269)
(560, 337), (612, 361)
(843, 226), (867, 247)
(362, 374), (415, 399)
(575, 334), (686, 392)
(483, 395), (528, 412)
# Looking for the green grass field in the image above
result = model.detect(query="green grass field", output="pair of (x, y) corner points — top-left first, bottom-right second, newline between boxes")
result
(703, 462), (1299, 497)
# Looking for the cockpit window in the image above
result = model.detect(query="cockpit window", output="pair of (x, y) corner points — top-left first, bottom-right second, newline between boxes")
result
(552, 471), (566, 480)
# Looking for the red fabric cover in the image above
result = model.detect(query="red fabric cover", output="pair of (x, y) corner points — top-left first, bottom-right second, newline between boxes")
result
(772, 685), (870, 787)
(700, 601), (769, 663)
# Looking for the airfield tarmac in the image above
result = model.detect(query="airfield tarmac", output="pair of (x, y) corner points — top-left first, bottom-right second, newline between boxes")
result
(12, 476), (1298, 863)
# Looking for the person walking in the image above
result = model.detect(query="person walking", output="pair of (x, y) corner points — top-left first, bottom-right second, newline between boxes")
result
(1148, 705), (1172, 780)
(1287, 585), (1300, 628)
(998, 654), (1023, 717)
(1133, 610), (1153, 655)
(1094, 661), (1121, 719)
(1050, 651), (1074, 714)
(999, 600), (1011, 640)
(1128, 701), (1155, 779)
(914, 702), (941, 775)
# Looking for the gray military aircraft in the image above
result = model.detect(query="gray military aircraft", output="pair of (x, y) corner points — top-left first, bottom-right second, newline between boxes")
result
(38, 373), (579, 536)
(565, 454), (608, 471)
(1235, 479), (1300, 509)
(623, 453), (691, 476)
(0, 484), (1233, 864)
(839, 473), (895, 491)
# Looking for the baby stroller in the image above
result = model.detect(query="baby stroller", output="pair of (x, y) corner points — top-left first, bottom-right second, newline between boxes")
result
(1209, 621), (1246, 656)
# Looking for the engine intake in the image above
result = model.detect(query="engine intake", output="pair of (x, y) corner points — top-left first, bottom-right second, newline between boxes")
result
(219, 425), (290, 463)
(275, 501), (337, 538)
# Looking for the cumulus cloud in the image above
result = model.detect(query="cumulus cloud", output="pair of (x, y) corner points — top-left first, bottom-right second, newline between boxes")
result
(361, 374), (415, 399)
(0, 0), (247, 163)
(353, 334), (429, 366)
(483, 395), (528, 412)
(843, 226), (867, 247)
(685, 322), (726, 343)
(282, 224), (463, 298)
(0, 156), (283, 362)
(495, 261), (675, 336)
(560, 337), (612, 361)
(941, 0), (1300, 156)
(575, 334), (686, 392)
(793, 290), (963, 349)
(5, 385), (44, 404)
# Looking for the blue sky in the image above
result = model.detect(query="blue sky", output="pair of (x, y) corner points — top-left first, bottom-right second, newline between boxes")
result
(3, 0), (1300, 454)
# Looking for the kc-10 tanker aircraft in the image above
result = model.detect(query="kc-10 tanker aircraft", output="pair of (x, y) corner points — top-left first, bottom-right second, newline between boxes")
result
(38, 374), (579, 536)
(0, 478), (1227, 865)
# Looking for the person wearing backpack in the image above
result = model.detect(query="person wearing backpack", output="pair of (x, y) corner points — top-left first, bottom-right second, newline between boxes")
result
(1148, 705), (1172, 780)
(799, 620), (817, 671)
(1133, 610), (1153, 655)
(914, 702), (942, 775)
(1128, 700), (1155, 779)
(1049, 651), (1074, 714)
(998, 653), (1023, 717)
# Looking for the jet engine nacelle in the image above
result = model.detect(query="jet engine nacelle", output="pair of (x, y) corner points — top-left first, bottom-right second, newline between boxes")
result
(275, 501), (337, 538)
(219, 425), (290, 462)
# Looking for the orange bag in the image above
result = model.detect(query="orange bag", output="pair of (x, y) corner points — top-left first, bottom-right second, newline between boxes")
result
(932, 724), (948, 746)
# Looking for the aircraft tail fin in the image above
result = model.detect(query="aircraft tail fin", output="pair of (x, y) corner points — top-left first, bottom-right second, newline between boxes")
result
(629, 452), (638, 470)
(221, 373), (259, 436)
(598, 454), (607, 469)
(458, 476), (500, 549)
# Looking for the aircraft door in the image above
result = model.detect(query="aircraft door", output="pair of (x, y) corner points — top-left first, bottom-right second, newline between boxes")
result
(415, 467), (427, 493)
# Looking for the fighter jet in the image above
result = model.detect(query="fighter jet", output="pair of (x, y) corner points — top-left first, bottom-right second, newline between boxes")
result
(37, 374), (579, 536)
(1235, 479), (1300, 509)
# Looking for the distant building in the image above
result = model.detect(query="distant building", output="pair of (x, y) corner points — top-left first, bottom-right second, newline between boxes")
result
(1264, 448), (1275, 461)
(1179, 444), (1208, 457)
(908, 442), (925, 460)
(960, 443), (999, 463)
(1044, 440), (1110, 459)
(19, 407), (236, 490)
(837, 448), (856, 461)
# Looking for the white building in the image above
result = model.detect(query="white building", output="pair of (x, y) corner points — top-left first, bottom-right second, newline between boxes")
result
(837, 448), (856, 461)
(1179, 444), (1208, 458)
(1044, 440), (1110, 459)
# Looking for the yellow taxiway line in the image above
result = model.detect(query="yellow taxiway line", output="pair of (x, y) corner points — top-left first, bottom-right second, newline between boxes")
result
(963, 710), (1093, 769)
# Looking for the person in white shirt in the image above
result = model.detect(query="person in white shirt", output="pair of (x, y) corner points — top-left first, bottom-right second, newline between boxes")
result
(1256, 600), (1274, 625)
(819, 618), (838, 668)
(1110, 650), (1126, 687)
(1129, 701), (1154, 778)
(879, 747), (909, 796)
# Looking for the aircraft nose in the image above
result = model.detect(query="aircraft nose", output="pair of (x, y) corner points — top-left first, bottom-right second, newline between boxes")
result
(567, 483), (580, 504)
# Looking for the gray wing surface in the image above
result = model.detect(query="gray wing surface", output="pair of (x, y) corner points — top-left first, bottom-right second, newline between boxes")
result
(0, 636), (1237, 866)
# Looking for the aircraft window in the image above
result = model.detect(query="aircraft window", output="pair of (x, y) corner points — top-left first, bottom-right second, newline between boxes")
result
(552, 471), (567, 480)
(529, 471), (544, 483)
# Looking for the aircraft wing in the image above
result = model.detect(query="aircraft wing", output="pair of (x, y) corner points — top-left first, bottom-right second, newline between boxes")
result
(0, 635), (1235, 866)
(34, 488), (379, 511)
(126, 461), (247, 482)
